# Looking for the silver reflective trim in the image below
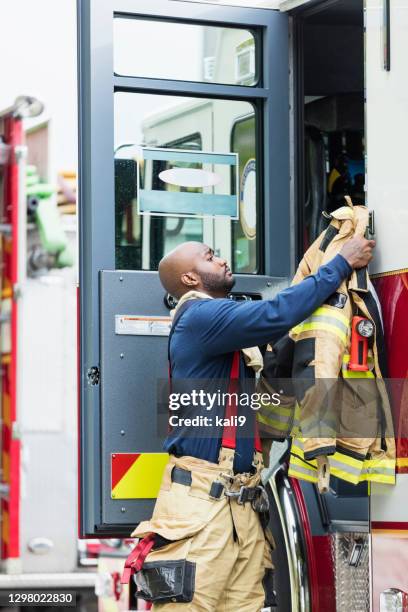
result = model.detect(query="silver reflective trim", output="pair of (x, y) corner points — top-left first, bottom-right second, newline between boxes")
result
(258, 409), (292, 423)
(330, 458), (362, 476)
(304, 314), (349, 335)
(289, 462), (316, 478)
(267, 466), (310, 611)
(361, 466), (394, 476)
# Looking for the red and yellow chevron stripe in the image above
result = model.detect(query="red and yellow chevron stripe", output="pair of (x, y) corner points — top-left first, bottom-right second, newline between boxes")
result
(111, 453), (168, 499)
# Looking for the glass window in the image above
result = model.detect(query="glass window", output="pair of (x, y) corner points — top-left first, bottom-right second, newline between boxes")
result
(114, 92), (259, 272)
(231, 115), (257, 273)
(114, 18), (258, 86)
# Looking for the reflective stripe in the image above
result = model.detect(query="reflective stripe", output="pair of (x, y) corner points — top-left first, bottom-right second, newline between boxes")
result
(343, 368), (375, 379)
(342, 354), (375, 379)
(288, 469), (317, 484)
(301, 414), (337, 436)
(292, 321), (348, 345)
(292, 305), (350, 344)
(313, 306), (349, 327)
(328, 452), (364, 485)
(289, 438), (375, 486)
(257, 412), (291, 433)
(310, 315), (349, 334)
(361, 466), (394, 476)
(298, 306), (350, 330)
(288, 458), (318, 484)
(290, 440), (395, 485)
(330, 457), (362, 475)
(258, 404), (294, 431)
(259, 404), (294, 417)
(257, 401), (300, 435)
(330, 466), (360, 485)
(361, 457), (395, 484)
(258, 410), (292, 424)
(360, 473), (395, 484)
(291, 438), (306, 455)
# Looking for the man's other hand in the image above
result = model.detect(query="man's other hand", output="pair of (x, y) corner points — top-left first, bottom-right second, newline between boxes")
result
(340, 236), (376, 269)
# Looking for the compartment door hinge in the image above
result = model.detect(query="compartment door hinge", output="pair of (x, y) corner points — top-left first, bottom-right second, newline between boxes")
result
(87, 366), (100, 386)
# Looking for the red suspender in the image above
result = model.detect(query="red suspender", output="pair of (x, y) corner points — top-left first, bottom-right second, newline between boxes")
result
(220, 351), (240, 450)
(121, 533), (156, 584)
(221, 351), (262, 453)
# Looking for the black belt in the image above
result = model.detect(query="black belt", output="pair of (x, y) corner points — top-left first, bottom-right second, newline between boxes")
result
(171, 466), (266, 507)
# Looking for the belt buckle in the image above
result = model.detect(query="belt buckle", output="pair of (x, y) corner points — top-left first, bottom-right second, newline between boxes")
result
(237, 485), (248, 505)
(251, 486), (270, 513)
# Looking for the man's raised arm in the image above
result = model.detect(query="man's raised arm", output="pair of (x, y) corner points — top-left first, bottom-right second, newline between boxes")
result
(194, 237), (375, 355)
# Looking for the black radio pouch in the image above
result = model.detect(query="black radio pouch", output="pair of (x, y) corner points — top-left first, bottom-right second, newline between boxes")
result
(134, 559), (196, 603)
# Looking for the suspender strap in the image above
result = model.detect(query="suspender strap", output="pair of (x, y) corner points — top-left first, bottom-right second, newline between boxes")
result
(221, 351), (262, 453)
(121, 533), (156, 584)
(221, 351), (240, 450)
(319, 224), (339, 252)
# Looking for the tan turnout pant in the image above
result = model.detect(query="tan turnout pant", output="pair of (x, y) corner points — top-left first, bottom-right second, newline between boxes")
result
(132, 449), (273, 612)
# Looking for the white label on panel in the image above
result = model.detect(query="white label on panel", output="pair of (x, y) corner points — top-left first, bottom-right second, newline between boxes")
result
(115, 315), (172, 337)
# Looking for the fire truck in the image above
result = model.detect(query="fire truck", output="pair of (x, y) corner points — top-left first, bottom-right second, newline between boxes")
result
(77, 0), (408, 610)
(0, 96), (100, 609)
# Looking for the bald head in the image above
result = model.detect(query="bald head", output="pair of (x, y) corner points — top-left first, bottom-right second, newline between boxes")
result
(158, 241), (234, 299)
(159, 242), (204, 298)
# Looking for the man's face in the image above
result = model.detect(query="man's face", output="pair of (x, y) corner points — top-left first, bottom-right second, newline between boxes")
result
(192, 244), (235, 296)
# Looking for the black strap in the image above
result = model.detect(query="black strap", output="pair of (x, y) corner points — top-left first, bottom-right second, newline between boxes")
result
(319, 224), (339, 252)
(355, 268), (368, 291)
(358, 291), (388, 378)
(356, 290), (389, 446)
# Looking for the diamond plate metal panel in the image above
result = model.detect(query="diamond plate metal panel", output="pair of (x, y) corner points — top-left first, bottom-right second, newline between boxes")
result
(331, 532), (370, 611)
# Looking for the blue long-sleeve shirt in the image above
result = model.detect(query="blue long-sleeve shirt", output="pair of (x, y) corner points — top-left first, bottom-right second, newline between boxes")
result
(164, 254), (352, 472)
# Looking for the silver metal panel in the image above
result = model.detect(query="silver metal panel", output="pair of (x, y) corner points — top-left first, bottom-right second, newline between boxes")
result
(331, 532), (370, 612)
(100, 270), (168, 526)
(0, 573), (97, 589)
(19, 266), (78, 573)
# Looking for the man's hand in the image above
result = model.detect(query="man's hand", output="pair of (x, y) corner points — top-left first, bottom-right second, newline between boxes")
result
(340, 236), (376, 269)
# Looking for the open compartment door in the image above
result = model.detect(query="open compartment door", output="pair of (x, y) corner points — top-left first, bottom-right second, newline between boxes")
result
(78, 0), (289, 537)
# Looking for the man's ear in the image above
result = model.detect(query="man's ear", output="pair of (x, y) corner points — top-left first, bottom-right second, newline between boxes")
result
(181, 271), (199, 289)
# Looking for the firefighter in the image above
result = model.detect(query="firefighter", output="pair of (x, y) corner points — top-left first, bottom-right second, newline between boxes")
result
(126, 237), (374, 611)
